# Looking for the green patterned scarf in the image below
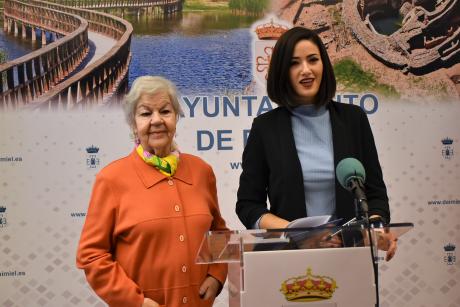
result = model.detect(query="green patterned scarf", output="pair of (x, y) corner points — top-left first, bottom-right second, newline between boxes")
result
(135, 144), (179, 177)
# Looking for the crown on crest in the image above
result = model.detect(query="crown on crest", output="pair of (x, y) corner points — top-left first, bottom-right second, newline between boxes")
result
(255, 19), (289, 40)
(280, 268), (338, 302)
(442, 138), (453, 145)
(86, 145), (99, 154)
(444, 243), (456, 252)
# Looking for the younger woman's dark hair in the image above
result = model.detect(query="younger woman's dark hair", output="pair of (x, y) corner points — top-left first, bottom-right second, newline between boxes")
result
(267, 27), (336, 107)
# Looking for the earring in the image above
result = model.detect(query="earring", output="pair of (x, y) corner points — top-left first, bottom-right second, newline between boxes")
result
(132, 131), (140, 145)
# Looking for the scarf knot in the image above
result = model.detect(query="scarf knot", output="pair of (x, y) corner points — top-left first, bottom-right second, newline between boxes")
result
(136, 144), (179, 177)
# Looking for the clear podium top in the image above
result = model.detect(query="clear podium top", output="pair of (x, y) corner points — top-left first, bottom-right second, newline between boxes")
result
(196, 222), (413, 264)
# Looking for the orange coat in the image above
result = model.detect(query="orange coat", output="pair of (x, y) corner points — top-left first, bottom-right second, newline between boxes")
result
(76, 150), (228, 307)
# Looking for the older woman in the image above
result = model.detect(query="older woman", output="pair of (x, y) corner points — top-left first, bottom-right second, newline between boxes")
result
(77, 76), (227, 307)
(236, 27), (397, 260)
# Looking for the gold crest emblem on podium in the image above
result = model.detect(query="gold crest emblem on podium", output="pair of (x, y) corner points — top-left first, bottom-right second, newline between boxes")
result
(280, 267), (338, 302)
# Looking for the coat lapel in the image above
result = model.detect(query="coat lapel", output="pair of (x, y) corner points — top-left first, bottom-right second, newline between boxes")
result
(329, 101), (351, 168)
(173, 156), (193, 185)
(277, 107), (306, 217)
(130, 150), (193, 188)
(329, 101), (356, 219)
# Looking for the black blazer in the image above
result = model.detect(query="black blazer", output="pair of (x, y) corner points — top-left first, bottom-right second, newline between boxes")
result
(236, 101), (390, 229)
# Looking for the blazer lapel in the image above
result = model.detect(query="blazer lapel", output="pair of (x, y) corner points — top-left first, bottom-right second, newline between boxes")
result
(277, 107), (306, 217)
(329, 101), (356, 219)
(329, 102), (352, 168)
(278, 108), (298, 161)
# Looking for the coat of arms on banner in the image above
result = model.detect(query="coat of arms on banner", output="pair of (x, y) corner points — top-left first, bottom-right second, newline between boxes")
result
(441, 137), (454, 160)
(444, 243), (456, 265)
(251, 16), (291, 88)
(86, 145), (100, 169)
(280, 267), (338, 302)
(0, 206), (7, 228)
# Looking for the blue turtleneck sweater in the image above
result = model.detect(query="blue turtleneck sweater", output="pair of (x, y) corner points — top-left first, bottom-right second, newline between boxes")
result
(291, 104), (336, 217)
(254, 104), (336, 228)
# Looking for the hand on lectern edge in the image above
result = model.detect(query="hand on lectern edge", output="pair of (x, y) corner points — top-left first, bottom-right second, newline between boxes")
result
(377, 231), (398, 261)
(368, 215), (397, 261)
(318, 232), (343, 248)
(294, 229), (343, 249)
(199, 275), (221, 300)
(142, 298), (160, 307)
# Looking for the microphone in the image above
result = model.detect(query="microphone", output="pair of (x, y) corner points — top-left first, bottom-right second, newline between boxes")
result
(336, 158), (368, 215)
(336, 158), (381, 307)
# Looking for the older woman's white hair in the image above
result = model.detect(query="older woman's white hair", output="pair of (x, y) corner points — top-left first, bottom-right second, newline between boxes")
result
(124, 76), (184, 129)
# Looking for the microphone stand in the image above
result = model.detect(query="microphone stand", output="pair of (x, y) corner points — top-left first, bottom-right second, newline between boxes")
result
(350, 179), (380, 307)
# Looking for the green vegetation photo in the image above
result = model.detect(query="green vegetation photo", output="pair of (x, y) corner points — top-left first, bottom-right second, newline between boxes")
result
(334, 58), (400, 98)
(183, 0), (229, 11)
(229, 0), (269, 14)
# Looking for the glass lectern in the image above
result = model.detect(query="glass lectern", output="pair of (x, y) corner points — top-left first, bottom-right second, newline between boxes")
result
(197, 223), (413, 307)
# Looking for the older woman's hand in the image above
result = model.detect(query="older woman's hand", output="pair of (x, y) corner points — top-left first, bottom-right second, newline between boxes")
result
(142, 298), (160, 307)
(199, 275), (221, 300)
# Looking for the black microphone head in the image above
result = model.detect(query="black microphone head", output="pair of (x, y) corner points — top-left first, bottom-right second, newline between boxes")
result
(336, 158), (366, 191)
